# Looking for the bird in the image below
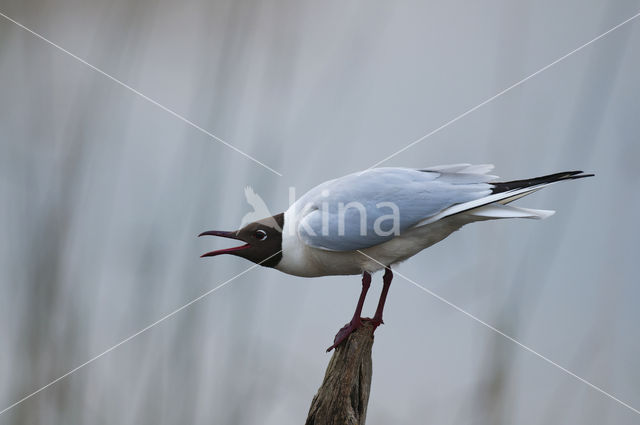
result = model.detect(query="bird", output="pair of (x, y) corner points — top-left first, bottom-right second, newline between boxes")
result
(199, 164), (593, 351)
(239, 186), (274, 229)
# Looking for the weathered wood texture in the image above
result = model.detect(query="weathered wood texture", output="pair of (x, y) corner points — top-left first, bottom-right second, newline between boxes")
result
(305, 322), (375, 425)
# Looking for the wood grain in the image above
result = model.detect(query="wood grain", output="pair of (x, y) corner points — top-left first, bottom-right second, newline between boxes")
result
(305, 322), (375, 425)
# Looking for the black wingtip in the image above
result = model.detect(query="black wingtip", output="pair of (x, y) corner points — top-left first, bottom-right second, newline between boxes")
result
(560, 171), (595, 181)
(492, 170), (594, 194)
(571, 172), (595, 179)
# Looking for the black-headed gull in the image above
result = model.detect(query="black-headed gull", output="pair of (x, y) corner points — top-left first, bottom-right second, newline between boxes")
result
(200, 164), (592, 350)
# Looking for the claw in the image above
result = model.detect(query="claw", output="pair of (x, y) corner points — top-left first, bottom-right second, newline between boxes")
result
(326, 317), (364, 352)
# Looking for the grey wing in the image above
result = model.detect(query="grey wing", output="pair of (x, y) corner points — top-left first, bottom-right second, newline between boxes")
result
(296, 166), (494, 251)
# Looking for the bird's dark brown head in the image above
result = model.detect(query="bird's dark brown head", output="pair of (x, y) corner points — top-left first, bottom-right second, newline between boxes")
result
(199, 213), (284, 268)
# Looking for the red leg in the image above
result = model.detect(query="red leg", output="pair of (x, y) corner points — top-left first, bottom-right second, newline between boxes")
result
(368, 267), (392, 329)
(326, 271), (371, 352)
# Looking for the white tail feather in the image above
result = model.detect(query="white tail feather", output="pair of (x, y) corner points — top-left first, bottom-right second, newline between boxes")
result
(416, 183), (557, 227)
(468, 203), (555, 220)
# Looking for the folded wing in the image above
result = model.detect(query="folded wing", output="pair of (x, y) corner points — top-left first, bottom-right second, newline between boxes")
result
(295, 166), (592, 252)
(295, 166), (494, 251)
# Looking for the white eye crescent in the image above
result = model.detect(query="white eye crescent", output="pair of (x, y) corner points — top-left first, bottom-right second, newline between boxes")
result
(253, 229), (267, 241)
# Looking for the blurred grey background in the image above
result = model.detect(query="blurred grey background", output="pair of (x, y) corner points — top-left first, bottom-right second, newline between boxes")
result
(1, 0), (639, 424)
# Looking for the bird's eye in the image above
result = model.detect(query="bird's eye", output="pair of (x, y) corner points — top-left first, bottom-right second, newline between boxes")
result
(253, 229), (267, 241)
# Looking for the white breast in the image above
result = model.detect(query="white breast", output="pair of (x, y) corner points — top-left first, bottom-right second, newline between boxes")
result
(276, 208), (363, 277)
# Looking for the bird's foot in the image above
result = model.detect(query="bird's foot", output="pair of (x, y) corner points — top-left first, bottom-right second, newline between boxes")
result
(326, 317), (364, 352)
(362, 317), (384, 330)
(326, 317), (386, 352)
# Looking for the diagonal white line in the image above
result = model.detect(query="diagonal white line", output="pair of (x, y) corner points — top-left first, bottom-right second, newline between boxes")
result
(0, 10), (283, 177)
(368, 10), (640, 170)
(356, 250), (640, 416)
(0, 250), (281, 416)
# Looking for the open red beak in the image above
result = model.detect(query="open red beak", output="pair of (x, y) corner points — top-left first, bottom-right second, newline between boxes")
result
(198, 230), (251, 257)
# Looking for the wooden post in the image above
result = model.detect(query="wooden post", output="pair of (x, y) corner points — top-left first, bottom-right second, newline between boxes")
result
(305, 322), (375, 425)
